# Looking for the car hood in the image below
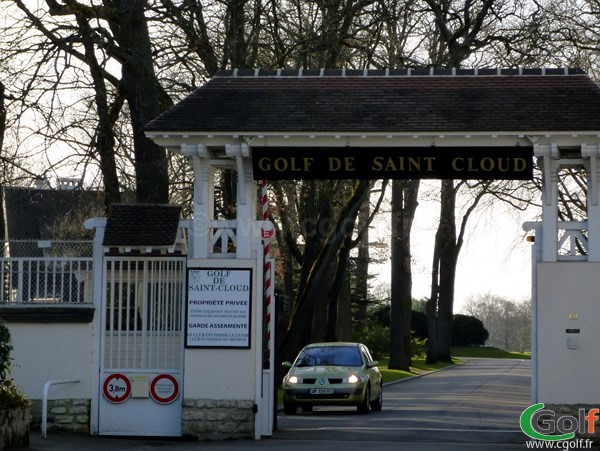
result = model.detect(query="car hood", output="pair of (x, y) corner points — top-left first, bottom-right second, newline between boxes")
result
(290, 366), (363, 377)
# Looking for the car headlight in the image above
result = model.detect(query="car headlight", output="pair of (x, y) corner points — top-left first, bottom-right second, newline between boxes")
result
(344, 374), (364, 384)
(287, 375), (302, 384)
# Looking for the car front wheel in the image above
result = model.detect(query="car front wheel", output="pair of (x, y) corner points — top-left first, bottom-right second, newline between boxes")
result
(371, 382), (383, 411)
(357, 385), (370, 414)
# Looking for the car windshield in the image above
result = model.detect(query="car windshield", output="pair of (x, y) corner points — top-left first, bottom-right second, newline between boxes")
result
(295, 346), (363, 367)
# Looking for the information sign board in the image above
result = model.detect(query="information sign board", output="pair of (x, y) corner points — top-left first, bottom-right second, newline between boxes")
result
(186, 268), (252, 348)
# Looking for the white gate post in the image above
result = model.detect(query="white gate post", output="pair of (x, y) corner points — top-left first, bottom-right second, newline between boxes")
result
(84, 217), (107, 436)
(535, 144), (559, 262)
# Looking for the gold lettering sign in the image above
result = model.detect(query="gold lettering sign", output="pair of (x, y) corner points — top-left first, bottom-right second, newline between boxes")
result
(252, 147), (533, 181)
(328, 157), (356, 172)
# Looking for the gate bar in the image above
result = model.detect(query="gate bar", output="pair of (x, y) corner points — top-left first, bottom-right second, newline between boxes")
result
(41, 379), (80, 438)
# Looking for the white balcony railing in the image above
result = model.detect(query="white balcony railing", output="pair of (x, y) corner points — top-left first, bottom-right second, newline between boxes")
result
(0, 256), (93, 304)
(524, 221), (590, 262)
(208, 220), (237, 257)
(557, 221), (588, 261)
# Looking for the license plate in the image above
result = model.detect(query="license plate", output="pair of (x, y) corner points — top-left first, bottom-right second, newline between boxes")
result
(309, 388), (334, 395)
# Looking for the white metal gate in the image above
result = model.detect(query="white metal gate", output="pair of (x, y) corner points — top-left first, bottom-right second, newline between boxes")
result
(98, 256), (186, 436)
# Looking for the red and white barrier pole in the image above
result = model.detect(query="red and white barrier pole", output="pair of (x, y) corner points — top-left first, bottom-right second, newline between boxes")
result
(261, 180), (274, 367)
(260, 180), (276, 436)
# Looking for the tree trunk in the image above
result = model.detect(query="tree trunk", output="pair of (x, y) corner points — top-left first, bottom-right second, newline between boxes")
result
(353, 201), (370, 331)
(426, 203), (441, 364)
(431, 180), (458, 362)
(425, 293), (438, 363)
(112, 0), (170, 204)
(0, 81), (5, 162)
(325, 240), (351, 342)
(76, 15), (121, 208)
(312, 286), (329, 342)
(389, 179), (420, 370)
(338, 271), (353, 341)
(0, 81), (4, 244)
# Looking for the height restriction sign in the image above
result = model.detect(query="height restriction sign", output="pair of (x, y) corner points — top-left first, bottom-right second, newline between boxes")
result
(103, 373), (131, 403)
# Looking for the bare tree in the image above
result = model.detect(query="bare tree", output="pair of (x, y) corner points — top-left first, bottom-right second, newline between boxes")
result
(463, 293), (531, 352)
(420, 0), (544, 362)
(6, 0), (170, 203)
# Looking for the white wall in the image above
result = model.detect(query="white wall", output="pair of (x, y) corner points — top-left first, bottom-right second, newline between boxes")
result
(9, 323), (93, 400)
(183, 258), (261, 401)
(184, 348), (256, 399)
(537, 262), (600, 403)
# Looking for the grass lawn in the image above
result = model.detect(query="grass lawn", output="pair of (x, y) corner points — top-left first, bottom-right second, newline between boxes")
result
(378, 357), (460, 384)
(451, 346), (531, 360)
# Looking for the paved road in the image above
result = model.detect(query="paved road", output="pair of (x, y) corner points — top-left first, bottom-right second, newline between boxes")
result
(30, 358), (545, 450)
(276, 357), (531, 445)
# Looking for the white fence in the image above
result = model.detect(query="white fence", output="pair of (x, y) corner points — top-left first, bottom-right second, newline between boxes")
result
(0, 240), (93, 304)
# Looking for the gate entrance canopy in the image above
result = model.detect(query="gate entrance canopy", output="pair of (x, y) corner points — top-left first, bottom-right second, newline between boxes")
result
(143, 67), (600, 435)
(145, 67), (600, 181)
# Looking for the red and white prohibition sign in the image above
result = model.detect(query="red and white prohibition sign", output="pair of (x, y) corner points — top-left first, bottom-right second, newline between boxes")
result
(150, 373), (180, 404)
(103, 373), (131, 404)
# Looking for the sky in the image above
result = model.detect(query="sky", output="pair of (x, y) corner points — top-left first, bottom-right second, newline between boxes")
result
(371, 183), (538, 313)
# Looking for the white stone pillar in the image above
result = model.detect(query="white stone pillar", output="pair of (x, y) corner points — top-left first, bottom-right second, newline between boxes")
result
(182, 144), (213, 259)
(535, 143), (559, 262)
(226, 143), (256, 259)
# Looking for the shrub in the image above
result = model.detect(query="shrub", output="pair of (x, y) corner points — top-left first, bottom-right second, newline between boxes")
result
(411, 334), (427, 359)
(411, 311), (428, 340)
(0, 378), (28, 409)
(451, 314), (489, 347)
(0, 317), (12, 380)
(356, 324), (390, 359)
(356, 324), (428, 360)
(0, 317), (28, 409)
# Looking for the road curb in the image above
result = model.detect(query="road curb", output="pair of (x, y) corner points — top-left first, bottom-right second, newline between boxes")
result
(383, 359), (468, 387)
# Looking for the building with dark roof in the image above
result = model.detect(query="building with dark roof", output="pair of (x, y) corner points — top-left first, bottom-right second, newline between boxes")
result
(0, 186), (106, 258)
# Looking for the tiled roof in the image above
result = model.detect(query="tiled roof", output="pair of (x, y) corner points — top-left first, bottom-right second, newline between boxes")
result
(103, 204), (181, 247)
(3, 187), (105, 243)
(144, 68), (600, 134)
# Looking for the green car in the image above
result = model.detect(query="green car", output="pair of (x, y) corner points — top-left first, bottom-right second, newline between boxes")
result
(282, 342), (383, 414)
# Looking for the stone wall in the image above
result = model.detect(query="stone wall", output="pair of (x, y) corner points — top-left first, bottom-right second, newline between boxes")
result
(30, 399), (89, 434)
(182, 399), (255, 440)
(0, 407), (30, 450)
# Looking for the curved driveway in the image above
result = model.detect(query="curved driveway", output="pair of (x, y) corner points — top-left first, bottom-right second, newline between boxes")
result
(276, 358), (530, 445)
